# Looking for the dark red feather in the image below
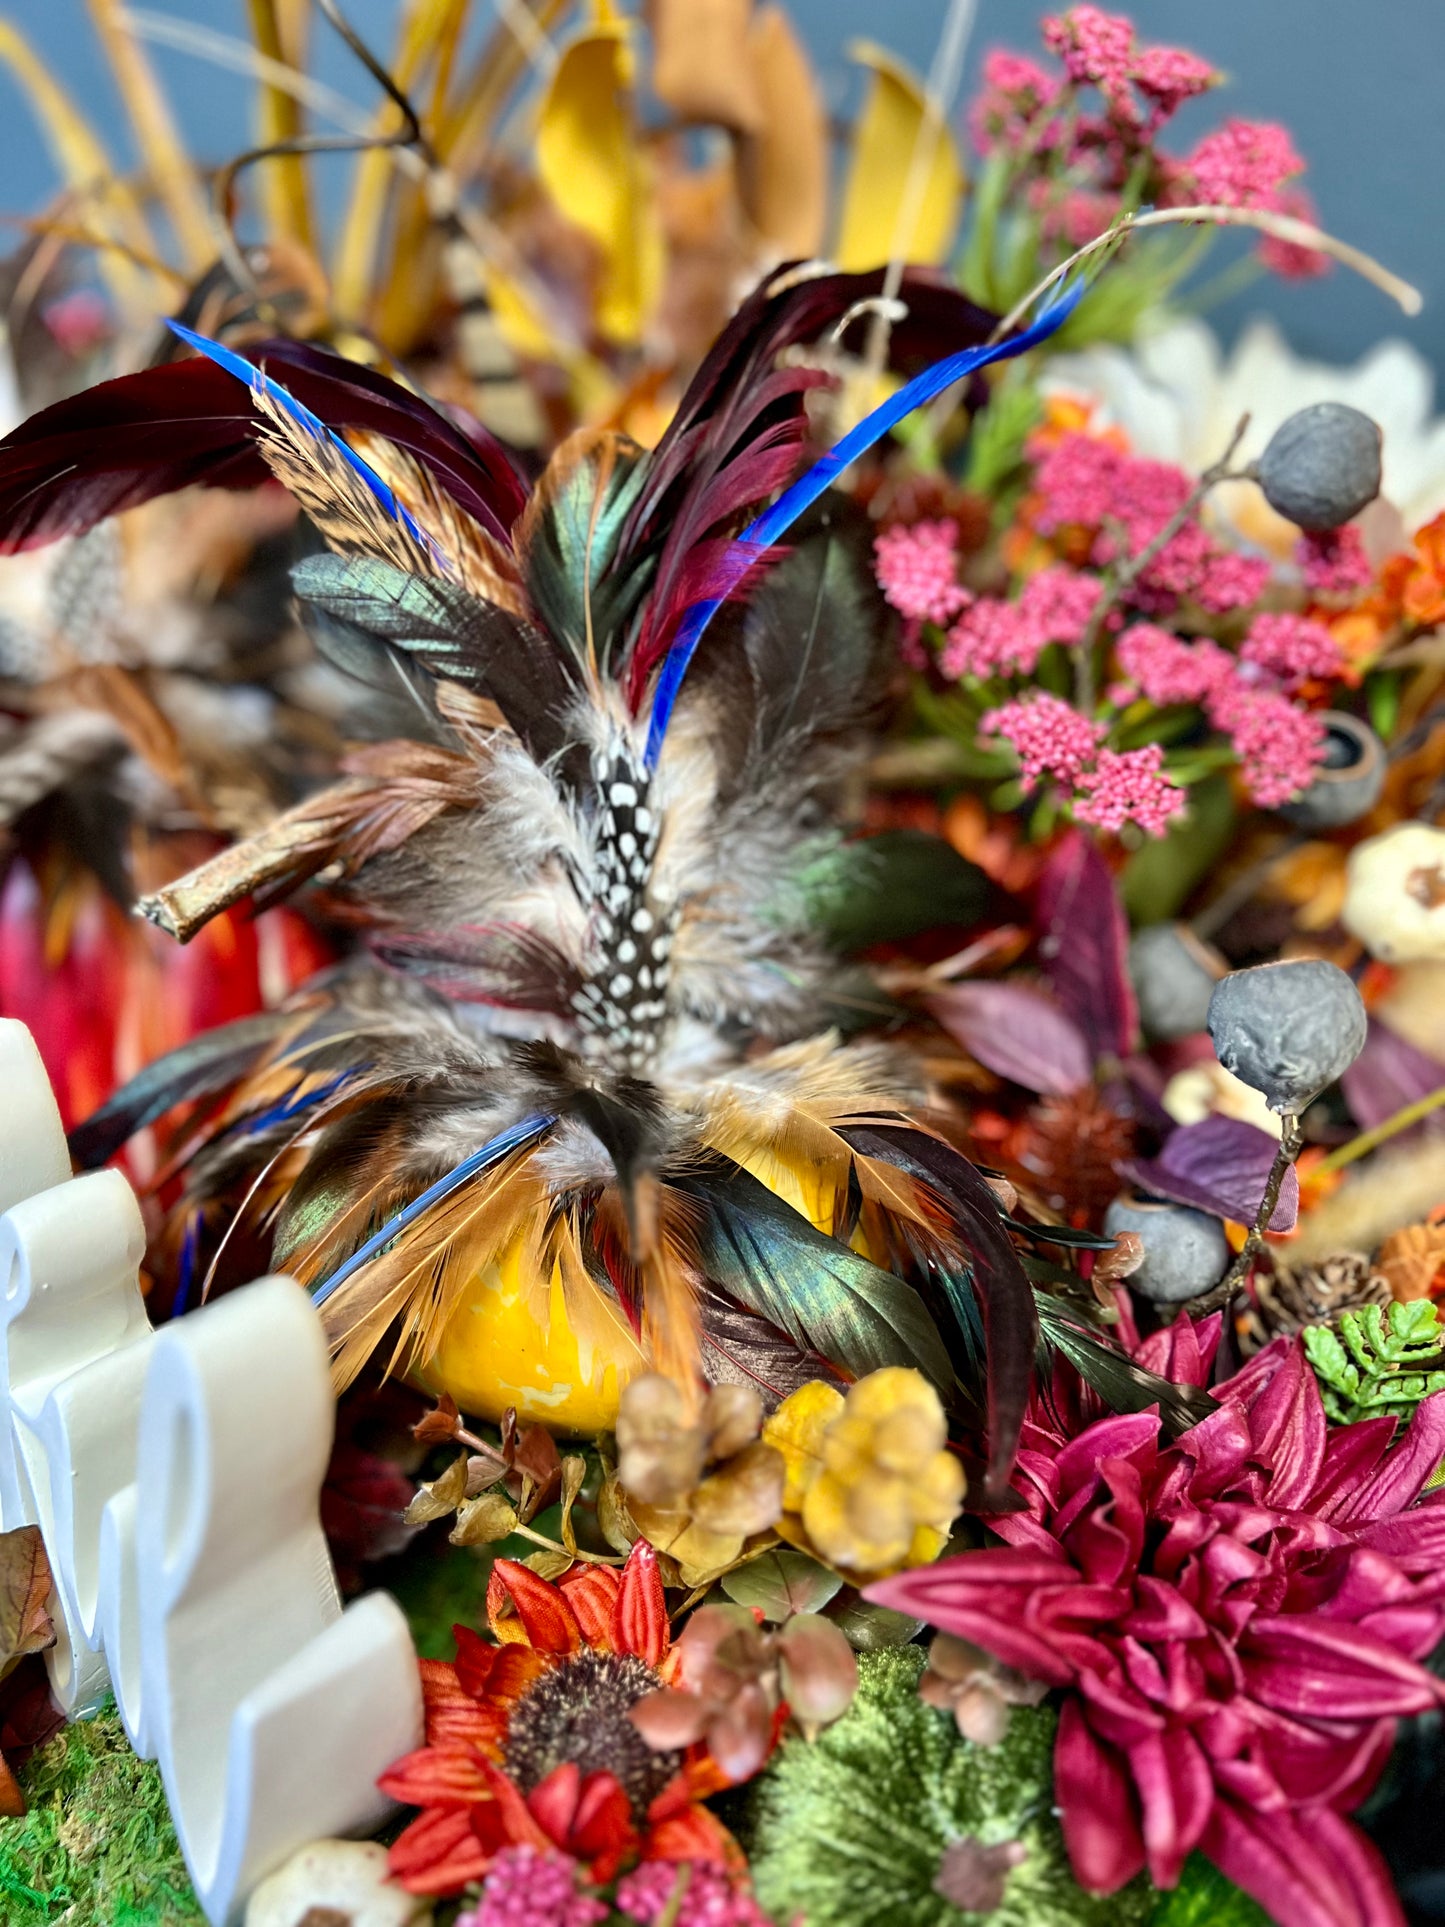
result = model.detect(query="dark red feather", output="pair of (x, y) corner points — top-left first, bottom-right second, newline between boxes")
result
(0, 338), (529, 554)
(618, 265), (998, 704)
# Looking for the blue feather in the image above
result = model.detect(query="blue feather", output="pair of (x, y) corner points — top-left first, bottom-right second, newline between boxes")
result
(309, 1110), (554, 1307)
(166, 321), (451, 572)
(643, 282), (1085, 769)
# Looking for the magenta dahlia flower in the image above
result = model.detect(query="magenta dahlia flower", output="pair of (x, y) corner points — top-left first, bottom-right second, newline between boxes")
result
(867, 1315), (1445, 1927)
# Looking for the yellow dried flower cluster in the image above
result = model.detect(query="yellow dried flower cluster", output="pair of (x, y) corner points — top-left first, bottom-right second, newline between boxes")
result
(763, 1367), (964, 1575)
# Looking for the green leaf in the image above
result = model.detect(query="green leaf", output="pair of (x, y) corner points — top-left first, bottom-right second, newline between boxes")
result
(721, 1548), (842, 1623)
(796, 829), (1000, 952)
(824, 1590), (924, 1651)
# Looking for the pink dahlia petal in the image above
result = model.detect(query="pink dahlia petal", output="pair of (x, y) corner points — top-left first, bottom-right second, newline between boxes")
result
(1204, 1799), (1405, 1927)
(1239, 1341), (1328, 1510)
(1335, 1391), (1445, 1523)
(1056, 1698), (1148, 1894)
(1128, 1724), (1215, 1888)
(1244, 1614), (1445, 1720)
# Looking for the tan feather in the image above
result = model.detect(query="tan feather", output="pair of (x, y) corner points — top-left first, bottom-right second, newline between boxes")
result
(347, 428), (531, 615)
(250, 384), (441, 576)
(138, 739), (486, 941)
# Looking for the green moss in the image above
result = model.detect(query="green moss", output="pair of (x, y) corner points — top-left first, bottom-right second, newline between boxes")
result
(746, 1648), (1149, 1927)
(0, 1705), (201, 1925)
(1147, 1854), (1270, 1926)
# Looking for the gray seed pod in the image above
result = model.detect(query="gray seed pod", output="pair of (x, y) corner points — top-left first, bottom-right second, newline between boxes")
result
(1207, 959), (1367, 1114)
(1257, 402), (1382, 531)
(1280, 713), (1386, 829)
(1129, 923), (1228, 1042)
(1104, 1194), (1231, 1304)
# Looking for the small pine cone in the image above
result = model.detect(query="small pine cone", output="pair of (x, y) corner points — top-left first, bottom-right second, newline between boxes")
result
(1236, 1250), (1390, 1355)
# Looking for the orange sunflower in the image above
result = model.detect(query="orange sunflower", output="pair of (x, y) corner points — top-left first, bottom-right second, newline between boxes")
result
(381, 1541), (746, 1896)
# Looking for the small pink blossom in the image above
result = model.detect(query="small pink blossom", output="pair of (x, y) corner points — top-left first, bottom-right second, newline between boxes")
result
(1191, 549), (1273, 613)
(1297, 526), (1372, 597)
(1031, 432), (1122, 531)
(614, 1862), (772, 1926)
(1042, 7), (1138, 117)
(1072, 743), (1187, 835)
(873, 520), (968, 626)
(970, 49), (1062, 153)
(1115, 625), (1232, 706)
(982, 693), (1105, 788)
(462, 1846), (608, 1927)
(1132, 44), (1219, 123)
(1209, 682), (1328, 806)
(1018, 564), (1104, 649)
(1179, 118), (1306, 209)
(1242, 612), (1344, 689)
(942, 598), (1037, 679)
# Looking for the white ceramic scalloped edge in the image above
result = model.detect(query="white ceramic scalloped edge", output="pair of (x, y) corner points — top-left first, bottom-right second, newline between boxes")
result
(0, 1017), (423, 1925)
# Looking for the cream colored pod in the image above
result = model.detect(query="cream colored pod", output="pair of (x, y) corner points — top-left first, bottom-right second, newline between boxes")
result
(1342, 822), (1445, 964)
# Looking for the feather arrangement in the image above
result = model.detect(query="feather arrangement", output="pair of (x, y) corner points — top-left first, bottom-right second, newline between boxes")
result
(0, 260), (1101, 1500)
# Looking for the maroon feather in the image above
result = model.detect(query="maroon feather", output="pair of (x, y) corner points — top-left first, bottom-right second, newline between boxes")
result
(618, 265), (998, 704)
(0, 338), (529, 553)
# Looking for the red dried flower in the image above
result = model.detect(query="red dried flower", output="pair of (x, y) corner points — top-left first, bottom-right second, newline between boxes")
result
(381, 1543), (742, 1897)
(869, 1323), (1445, 1927)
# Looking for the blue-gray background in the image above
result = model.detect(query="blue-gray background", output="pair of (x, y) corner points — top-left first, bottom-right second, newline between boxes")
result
(4, 0), (1442, 374)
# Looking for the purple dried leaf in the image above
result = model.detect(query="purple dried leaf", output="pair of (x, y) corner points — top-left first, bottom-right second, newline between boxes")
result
(1341, 1018), (1445, 1132)
(1121, 1113), (1298, 1232)
(927, 980), (1091, 1096)
(1036, 832), (1137, 1061)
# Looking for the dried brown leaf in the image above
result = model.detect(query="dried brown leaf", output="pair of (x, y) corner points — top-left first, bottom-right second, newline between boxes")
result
(0, 1527), (54, 1680)
(649, 0), (760, 130)
(411, 1392), (462, 1448)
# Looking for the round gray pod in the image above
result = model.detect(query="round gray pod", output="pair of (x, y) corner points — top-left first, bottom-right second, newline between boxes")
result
(1280, 713), (1387, 829)
(1129, 923), (1228, 1042)
(1207, 959), (1367, 1114)
(1104, 1194), (1231, 1304)
(1257, 402), (1382, 531)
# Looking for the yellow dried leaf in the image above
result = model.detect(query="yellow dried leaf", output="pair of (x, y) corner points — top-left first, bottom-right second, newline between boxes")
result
(450, 1491), (521, 1546)
(0, 21), (157, 310)
(761, 1381), (845, 1512)
(558, 1454), (588, 1555)
(536, 19), (663, 344)
(403, 1451), (469, 1525)
(834, 40), (965, 273)
(736, 5), (828, 258)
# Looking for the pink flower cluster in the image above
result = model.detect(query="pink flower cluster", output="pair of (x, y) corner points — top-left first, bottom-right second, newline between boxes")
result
(1211, 682), (1329, 807)
(462, 1845), (608, 1927)
(941, 566), (1102, 680)
(1114, 621), (1330, 805)
(982, 694), (1184, 835)
(1241, 612), (1344, 689)
(1040, 7), (1218, 134)
(1298, 526), (1373, 597)
(873, 520), (968, 627)
(982, 693), (1104, 788)
(1073, 743), (1187, 835)
(1180, 117), (1306, 209)
(615, 1863), (772, 1926)
(1031, 432), (1273, 616)
(870, 1325), (1445, 1927)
